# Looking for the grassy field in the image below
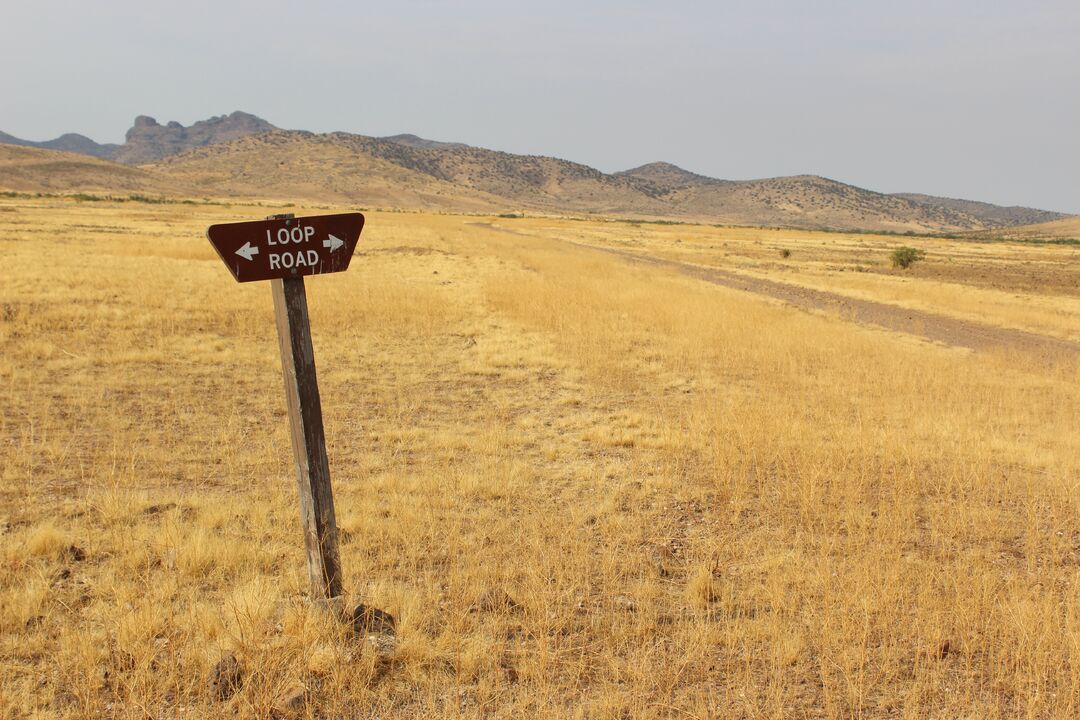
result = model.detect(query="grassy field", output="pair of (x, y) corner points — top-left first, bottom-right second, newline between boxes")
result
(1, 197), (1078, 719)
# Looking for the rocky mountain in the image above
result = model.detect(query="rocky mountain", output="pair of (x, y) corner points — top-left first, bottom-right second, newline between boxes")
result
(110, 111), (277, 163)
(0, 111), (276, 165)
(892, 193), (1068, 228)
(1, 111), (1073, 233)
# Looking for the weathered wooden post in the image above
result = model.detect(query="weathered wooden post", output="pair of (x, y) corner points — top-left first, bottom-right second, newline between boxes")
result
(272, 267), (342, 598)
(207, 211), (365, 604)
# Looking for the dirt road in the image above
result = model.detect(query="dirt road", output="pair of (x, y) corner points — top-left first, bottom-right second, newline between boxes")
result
(591, 243), (1080, 359)
(469, 222), (1080, 359)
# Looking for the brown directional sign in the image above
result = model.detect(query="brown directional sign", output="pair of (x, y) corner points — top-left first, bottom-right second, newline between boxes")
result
(207, 212), (365, 283)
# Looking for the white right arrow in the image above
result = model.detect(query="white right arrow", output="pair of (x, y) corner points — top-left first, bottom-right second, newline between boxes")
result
(235, 241), (259, 261)
(323, 234), (344, 252)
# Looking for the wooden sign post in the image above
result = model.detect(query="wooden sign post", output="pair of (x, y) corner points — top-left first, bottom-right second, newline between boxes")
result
(272, 270), (342, 599)
(208, 212), (365, 603)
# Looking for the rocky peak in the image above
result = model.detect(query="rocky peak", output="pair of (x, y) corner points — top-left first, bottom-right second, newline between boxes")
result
(115, 111), (277, 164)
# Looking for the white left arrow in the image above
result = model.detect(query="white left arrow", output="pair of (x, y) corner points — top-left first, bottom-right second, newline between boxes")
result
(323, 234), (344, 252)
(235, 241), (259, 261)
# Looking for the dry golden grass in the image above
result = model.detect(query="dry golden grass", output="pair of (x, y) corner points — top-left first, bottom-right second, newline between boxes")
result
(1, 197), (1078, 719)
(499, 217), (1080, 340)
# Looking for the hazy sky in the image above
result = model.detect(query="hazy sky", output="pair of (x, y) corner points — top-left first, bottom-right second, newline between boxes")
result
(3, 1), (1078, 212)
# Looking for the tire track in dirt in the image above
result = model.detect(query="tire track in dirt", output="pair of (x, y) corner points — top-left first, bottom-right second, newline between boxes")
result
(469, 222), (1080, 359)
(592, 244), (1080, 359)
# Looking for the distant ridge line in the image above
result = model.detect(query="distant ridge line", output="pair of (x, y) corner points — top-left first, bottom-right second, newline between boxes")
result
(0, 111), (1073, 231)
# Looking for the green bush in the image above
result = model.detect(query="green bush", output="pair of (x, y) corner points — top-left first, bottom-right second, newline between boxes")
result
(891, 246), (926, 269)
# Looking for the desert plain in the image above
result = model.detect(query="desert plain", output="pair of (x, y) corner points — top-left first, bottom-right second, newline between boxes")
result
(0, 193), (1078, 719)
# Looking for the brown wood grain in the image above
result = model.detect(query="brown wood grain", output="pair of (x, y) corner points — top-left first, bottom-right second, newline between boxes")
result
(271, 275), (343, 600)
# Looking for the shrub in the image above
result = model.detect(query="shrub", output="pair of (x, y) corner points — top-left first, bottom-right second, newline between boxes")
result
(891, 246), (926, 269)
(779, 248), (791, 259)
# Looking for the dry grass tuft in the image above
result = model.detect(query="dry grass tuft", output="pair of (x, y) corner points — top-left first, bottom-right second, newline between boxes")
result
(24, 522), (71, 559)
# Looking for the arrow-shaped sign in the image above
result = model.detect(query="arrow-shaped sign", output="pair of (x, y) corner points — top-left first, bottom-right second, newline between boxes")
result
(236, 241), (259, 261)
(207, 212), (365, 283)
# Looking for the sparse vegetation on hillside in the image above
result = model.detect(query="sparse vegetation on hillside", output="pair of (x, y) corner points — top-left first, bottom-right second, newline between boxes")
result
(6, 131), (1065, 233)
(894, 192), (1068, 227)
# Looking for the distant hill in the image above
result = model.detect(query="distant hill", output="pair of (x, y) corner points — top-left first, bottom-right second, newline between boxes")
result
(616, 166), (985, 232)
(331, 132), (656, 214)
(142, 133), (1009, 231)
(1, 111), (1074, 233)
(0, 144), (189, 195)
(659, 174), (990, 232)
(0, 111), (275, 165)
(148, 130), (693, 217)
(0, 130), (119, 159)
(145, 131), (507, 211)
(616, 161), (727, 193)
(971, 216), (1080, 242)
(893, 193), (1067, 228)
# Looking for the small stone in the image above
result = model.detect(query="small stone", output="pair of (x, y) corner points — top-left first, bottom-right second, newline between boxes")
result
(102, 649), (135, 688)
(347, 605), (398, 673)
(648, 543), (676, 578)
(207, 652), (243, 701)
(499, 653), (518, 683)
(271, 684), (307, 718)
(65, 545), (86, 562)
(613, 595), (637, 613)
(307, 645), (337, 675)
(51, 689), (79, 712)
(350, 604), (396, 637)
(365, 632), (398, 658)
